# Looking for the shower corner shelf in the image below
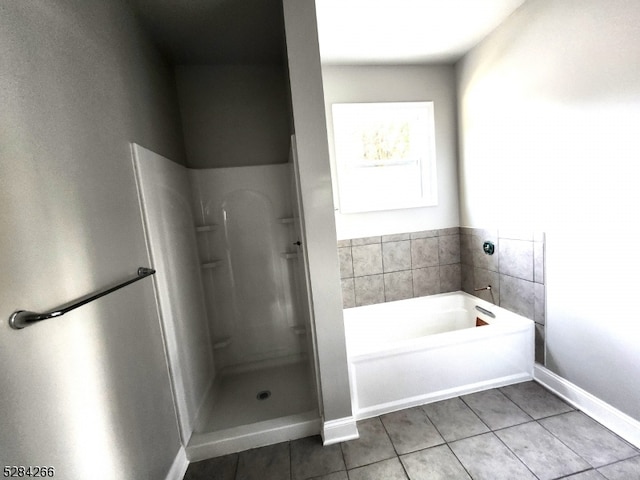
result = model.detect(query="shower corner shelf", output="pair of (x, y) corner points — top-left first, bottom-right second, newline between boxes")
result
(195, 224), (218, 233)
(201, 260), (222, 269)
(213, 337), (232, 350)
(278, 217), (295, 224)
(280, 252), (299, 260)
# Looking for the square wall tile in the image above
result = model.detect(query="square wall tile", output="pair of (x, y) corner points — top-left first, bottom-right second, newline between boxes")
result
(471, 235), (499, 272)
(499, 239), (534, 281)
(534, 283), (545, 324)
(410, 229), (438, 239)
(384, 271), (413, 302)
(534, 241), (545, 284)
(461, 264), (474, 294)
(338, 247), (353, 279)
(535, 323), (545, 364)
(337, 239), (351, 248)
(439, 234), (461, 265)
(382, 232), (411, 242)
(352, 236), (381, 246)
(413, 267), (440, 297)
(352, 244), (383, 276)
(500, 274), (534, 319)
(354, 275), (385, 306)
(438, 227), (460, 236)
(382, 240), (412, 272)
(341, 278), (355, 309)
(460, 233), (473, 265)
(473, 268), (500, 305)
(440, 264), (461, 293)
(411, 237), (439, 268)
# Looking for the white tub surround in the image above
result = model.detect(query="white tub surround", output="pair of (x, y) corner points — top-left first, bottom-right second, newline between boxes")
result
(344, 292), (534, 419)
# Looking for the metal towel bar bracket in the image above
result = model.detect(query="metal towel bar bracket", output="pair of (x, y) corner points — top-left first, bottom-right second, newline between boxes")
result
(9, 267), (156, 330)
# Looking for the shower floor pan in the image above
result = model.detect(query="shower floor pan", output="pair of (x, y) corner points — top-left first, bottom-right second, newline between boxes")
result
(187, 360), (320, 460)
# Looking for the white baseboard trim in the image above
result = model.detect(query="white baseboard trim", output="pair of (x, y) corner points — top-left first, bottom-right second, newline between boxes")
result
(165, 446), (189, 480)
(321, 416), (359, 445)
(534, 365), (640, 449)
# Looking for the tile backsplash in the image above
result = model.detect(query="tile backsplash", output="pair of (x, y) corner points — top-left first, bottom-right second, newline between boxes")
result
(338, 228), (462, 308)
(459, 227), (546, 364)
(337, 226), (546, 365)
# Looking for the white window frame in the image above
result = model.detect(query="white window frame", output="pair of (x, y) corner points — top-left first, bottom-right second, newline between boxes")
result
(332, 101), (438, 214)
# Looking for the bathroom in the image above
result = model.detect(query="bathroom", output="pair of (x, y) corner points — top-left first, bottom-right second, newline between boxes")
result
(1, 0), (639, 479)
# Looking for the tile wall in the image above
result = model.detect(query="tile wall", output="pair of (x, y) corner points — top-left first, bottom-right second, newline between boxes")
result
(337, 226), (546, 365)
(338, 227), (462, 308)
(459, 228), (546, 364)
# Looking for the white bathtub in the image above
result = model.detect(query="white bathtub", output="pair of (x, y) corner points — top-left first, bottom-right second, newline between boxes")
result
(344, 291), (534, 419)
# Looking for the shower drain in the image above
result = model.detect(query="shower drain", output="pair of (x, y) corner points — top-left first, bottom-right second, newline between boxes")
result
(256, 390), (271, 401)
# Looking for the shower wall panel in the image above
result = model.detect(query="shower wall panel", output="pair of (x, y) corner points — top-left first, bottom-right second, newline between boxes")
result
(133, 144), (216, 443)
(189, 164), (307, 371)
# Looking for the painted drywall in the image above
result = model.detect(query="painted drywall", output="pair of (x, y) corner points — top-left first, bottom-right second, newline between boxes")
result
(282, 0), (354, 424)
(0, 1), (185, 478)
(175, 65), (291, 169)
(322, 65), (460, 239)
(457, 0), (640, 420)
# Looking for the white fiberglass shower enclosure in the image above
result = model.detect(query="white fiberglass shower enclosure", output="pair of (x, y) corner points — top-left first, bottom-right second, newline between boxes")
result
(133, 141), (319, 459)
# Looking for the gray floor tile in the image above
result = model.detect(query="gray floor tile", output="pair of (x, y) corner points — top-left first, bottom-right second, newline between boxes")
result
(500, 381), (573, 419)
(290, 435), (345, 480)
(348, 457), (408, 480)
(236, 442), (290, 480)
(422, 397), (489, 442)
(400, 444), (471, 480)
(183, 453), (237, 480)
(540, 411), (638, 468)
(449, 432), (536, 480)
(309, 471), (348, 480)
(496, 421), (591, 480)
(597, 455), (640, 479)
(381, 406), (445, 454)
(341, 417), (396, 469)
(461, 388), (532, 430)
(562, 470), (608, 479)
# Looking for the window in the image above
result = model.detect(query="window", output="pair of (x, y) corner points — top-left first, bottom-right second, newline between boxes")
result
(332, 101), (437, 213)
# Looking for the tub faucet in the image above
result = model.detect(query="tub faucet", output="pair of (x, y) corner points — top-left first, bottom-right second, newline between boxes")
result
(474, 285), (492, 292)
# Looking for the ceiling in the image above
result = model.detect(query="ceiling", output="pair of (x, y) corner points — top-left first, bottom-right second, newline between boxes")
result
(315, 0), (526, 64)
(131, 0), (525, 66)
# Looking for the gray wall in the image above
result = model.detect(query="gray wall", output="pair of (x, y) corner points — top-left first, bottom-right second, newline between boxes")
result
(0, 1), (185, 477)
(457, 0), (640, 421)
(175, 65), (291, 169)
(322, 65), (460, 240)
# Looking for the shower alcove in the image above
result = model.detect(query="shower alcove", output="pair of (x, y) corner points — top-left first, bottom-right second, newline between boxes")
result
(134, 142), (320, 459)
(130, 0), (323, 459)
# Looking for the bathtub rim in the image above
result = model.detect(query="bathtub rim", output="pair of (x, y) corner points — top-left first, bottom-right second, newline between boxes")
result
(343, 291), (534, 361)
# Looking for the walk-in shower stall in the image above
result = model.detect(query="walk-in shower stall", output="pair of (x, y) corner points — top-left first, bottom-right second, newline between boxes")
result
(133, 140), (319, 459)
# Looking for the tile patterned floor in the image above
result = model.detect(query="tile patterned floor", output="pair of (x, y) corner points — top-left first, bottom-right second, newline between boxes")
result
(183, 381), (640, 480)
